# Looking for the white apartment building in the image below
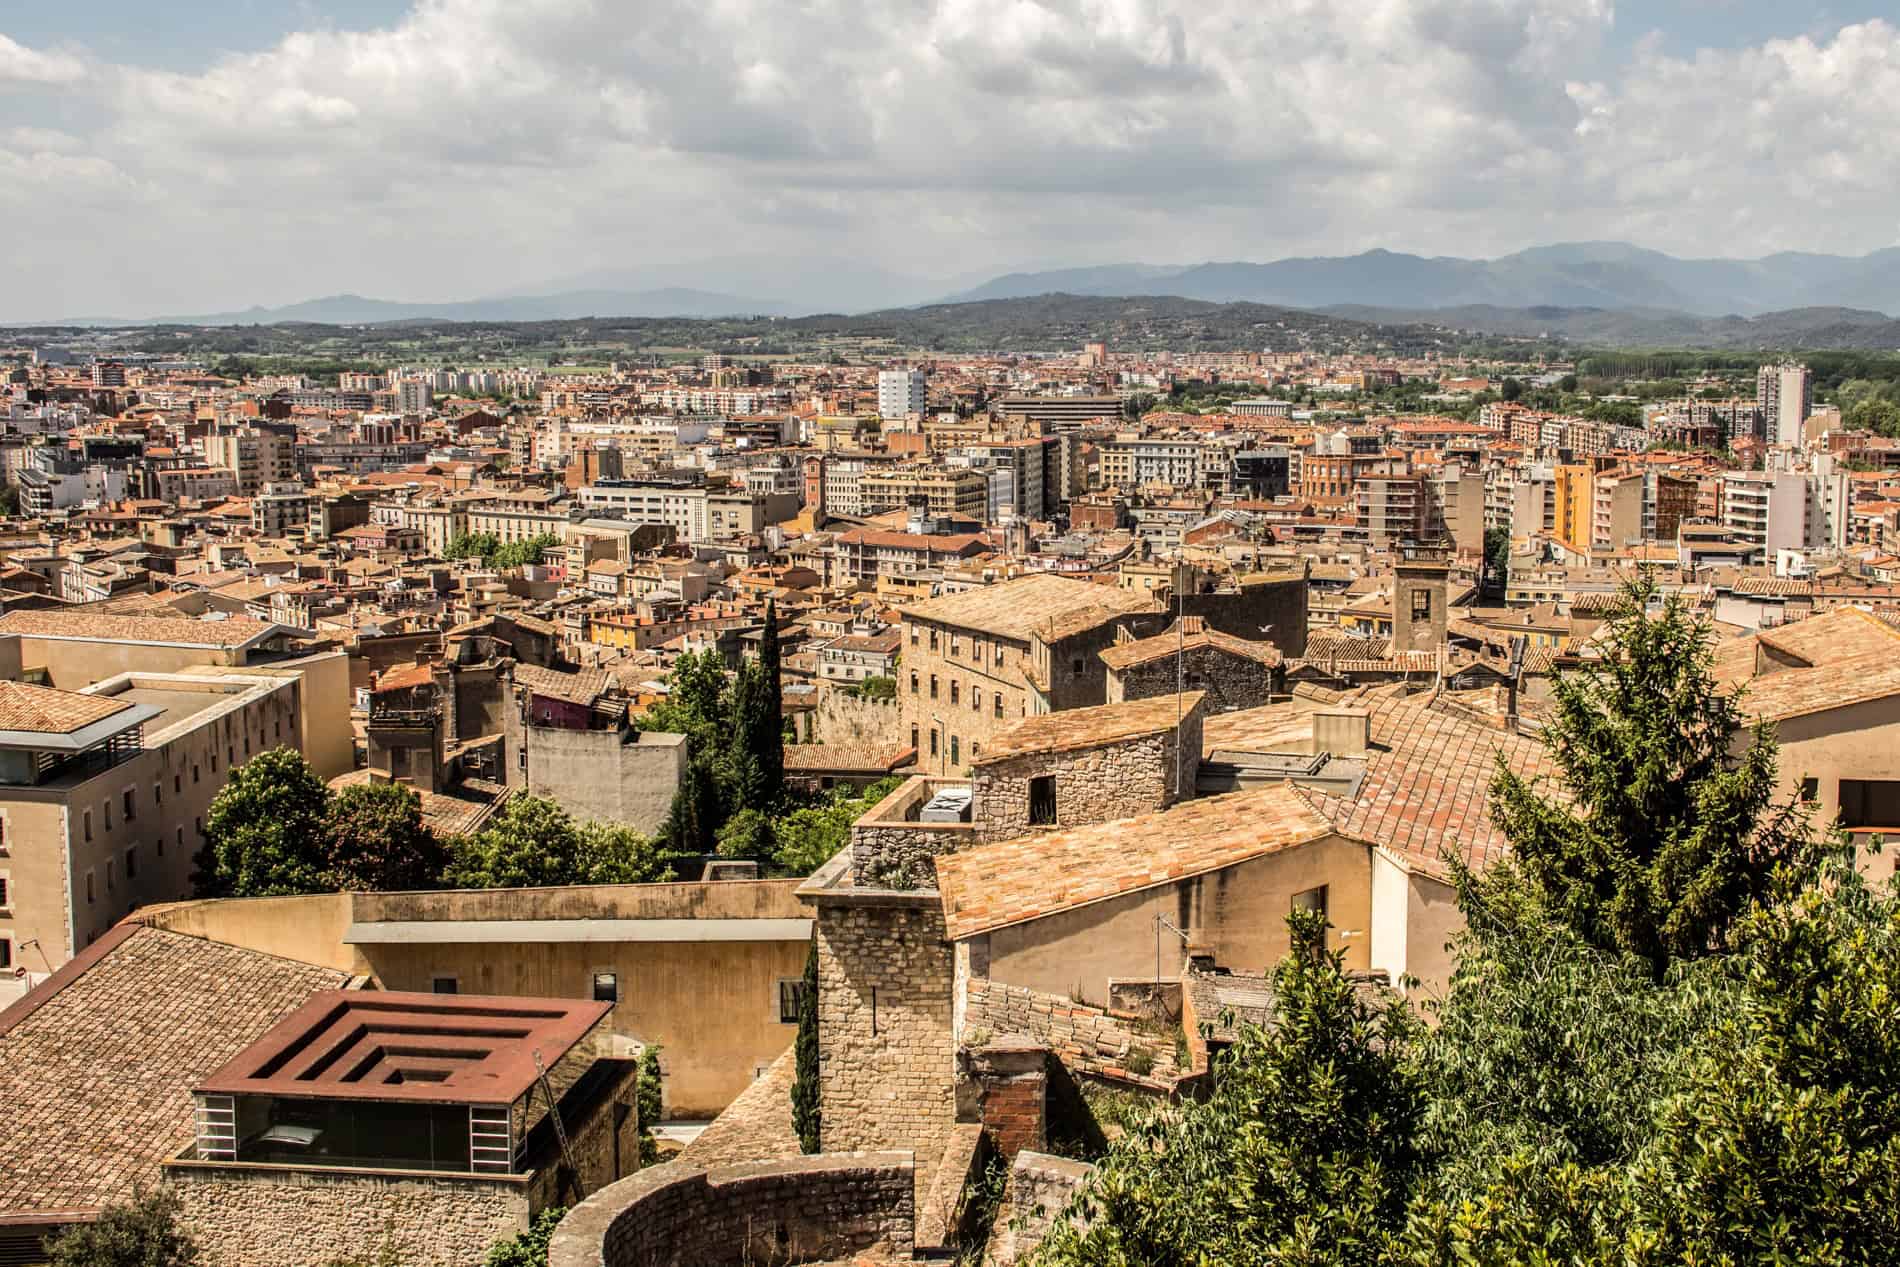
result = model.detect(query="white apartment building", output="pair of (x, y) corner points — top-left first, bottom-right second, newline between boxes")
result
(877, 369), (927, 420)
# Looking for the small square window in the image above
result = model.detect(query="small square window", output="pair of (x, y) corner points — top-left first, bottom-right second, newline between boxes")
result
(592, 972), (619, 1003)
(1799, 777), (1819, 802)
(432, 976), (459, 994)
(1292, 885), (1329, 919)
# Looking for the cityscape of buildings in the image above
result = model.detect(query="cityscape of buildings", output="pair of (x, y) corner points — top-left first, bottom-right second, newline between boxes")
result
(1, 325), (1898, 1266)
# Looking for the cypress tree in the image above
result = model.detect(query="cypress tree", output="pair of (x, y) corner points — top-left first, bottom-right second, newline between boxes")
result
(791, 939), (821, 1153)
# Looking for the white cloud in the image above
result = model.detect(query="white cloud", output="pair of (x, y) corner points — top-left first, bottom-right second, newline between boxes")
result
(1, 3), (1898, 317)
(0, 33), (86, 85)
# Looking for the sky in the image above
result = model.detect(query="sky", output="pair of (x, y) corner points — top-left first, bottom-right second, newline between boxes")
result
(3, 0), (1899, 319)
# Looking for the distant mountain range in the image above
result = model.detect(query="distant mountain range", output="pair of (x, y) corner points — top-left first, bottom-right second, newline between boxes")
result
(943, 243), (1900, 318)
(27, 242), (1900, 348)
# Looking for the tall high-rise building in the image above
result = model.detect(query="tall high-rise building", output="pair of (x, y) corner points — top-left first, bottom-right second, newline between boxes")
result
(1757, 361), (1812, 447)
(877, 368), (927, 420)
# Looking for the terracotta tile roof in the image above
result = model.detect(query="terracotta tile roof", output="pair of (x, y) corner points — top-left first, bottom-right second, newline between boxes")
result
(513, 662), (611, 706)
(1738, 650), (1900, 723)
(973, 692), (1204, 765)
(0, 681), (136, 735)
(1710, 606), (1900, 685)
(0, 609), (285, 647)
(1324, 689), (1558, 875)
(900, 573), (1158, 643)
(0, 926), (349, 1215)
(936, 784), (1335, 939)
(782, 743), (916, 774)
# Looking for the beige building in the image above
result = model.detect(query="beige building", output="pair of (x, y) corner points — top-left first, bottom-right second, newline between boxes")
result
(0, 669), (306, 993)
(204, 425), (296, 495)
(857, 466), (989, 520)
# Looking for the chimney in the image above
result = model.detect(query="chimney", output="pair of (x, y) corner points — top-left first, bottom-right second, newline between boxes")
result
(1312, 707), (1370, 757)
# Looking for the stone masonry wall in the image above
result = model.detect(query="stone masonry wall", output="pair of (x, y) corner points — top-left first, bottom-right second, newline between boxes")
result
(547, 1154), (915, 1267)
(1110, 644), (1275, 714)
(973, 705), (1202, 841)
(169, 1162), (531, 1267)
(965, 980), (1181, 1085)
(815, 899), (959, 1171)
(985, 1150), (1097, 1267)
(849, 777), (976, 888)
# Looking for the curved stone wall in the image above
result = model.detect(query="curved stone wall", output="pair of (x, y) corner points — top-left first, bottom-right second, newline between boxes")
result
(548, 1153), (914, 1267)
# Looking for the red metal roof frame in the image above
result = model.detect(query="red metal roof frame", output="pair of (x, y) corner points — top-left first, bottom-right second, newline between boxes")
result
(194, 989), (610, 1106)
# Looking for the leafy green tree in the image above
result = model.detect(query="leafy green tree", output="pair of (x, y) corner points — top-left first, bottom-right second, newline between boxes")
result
(792, 940), (821, 1153)
(1499, 376), (1525, 401)
(1039, 913), (1426, 1266)
(714, 805), (775, 865)
(444, 531), (499, 562)
(481, 1207), (565, 1267)
(1481, 526), (1510, 598)
(194, 747), (332, 897)
(444, 796), (586, 888)
(576, 819), (686, 884)
(46, 1188), (199, 1267)
(1485, 576), (1826, 974)
(324, 781), (446, 892)
(658, 754), (723, 856)
(771, 776), (904, 876)
(759, 601), (784, 791)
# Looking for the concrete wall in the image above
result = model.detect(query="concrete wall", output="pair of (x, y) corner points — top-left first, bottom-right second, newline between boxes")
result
(12, 635), (246, 688)
(133, 892), (365, 974)
(222, 651), (353, 779)
(548, 1154), (915, 1267)
(352, 883), (809, 1119)
(169, 1161), (533, 1267)
(511, 724), (688, 837)
(978, 834), (1371, 1007)
(1769, 698), (1900, 868)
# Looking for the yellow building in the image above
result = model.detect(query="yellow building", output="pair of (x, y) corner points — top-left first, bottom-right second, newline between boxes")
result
(1553, 464), (1594, 555)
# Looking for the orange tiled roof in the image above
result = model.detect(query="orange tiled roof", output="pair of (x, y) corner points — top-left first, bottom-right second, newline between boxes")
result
(0, 680), (135, 735)
(974, 692), (1204, 765)
(936, 784), (1334, 939)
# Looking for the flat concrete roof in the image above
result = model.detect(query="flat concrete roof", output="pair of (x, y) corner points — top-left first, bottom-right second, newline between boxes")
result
(112, 685), (232, 731)
(344, 917), (813, 945)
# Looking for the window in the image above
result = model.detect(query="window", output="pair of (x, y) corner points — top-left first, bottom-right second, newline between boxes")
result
(910, 672), (919, 695)
(0, 938), (9, 970)
(1411, 589), (1432, 620)
(192, 764), (200, 785)
(778, 978), (804, 1024)
(950, 681), (960, 705)
(123, 789), (135, 821)
(103, 801), (112, 830)
(928, 629), (939, 650)
(972, 689), (982, 712)
(518, 748), (528, 770)
(929, 730), (939, 756)
(125, 847), (137, 879)
(909, 627), (919, 645)
(195, 816), (203, 839)
(910, 726), (919, 749)
(210, 751), (217, 773)
(86, 870), (95, 903)
(431, 976), (459, 994)
(154, 782), (163, 808)
(106, 860), (115, 892)
(592, 972), (619, 1003)
(0, 875), (8, 908)
(950, 637), (961, 656)
(1029, 775), (1057, 826)
(176, 827), (185, 853)
(390, 747), (410, 776)
(1071, 658), (1084, 676)
(1292, 885), (1329, 919)
(83, 810), (92, 842)
(994, 695), (1004, 718)
(157, 834), (165, 858)
(1800, 777), (1819, 802)
(950, 736), (959, 766)
(175, 773), (183, 794)
(929, 675), (939, 699)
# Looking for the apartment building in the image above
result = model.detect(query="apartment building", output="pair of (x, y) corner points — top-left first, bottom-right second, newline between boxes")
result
(1098, 436), (1204, 490)
(1757, 362), (1812, 448)
(204, 424), (296, 495)
(857, 465), (988, 520)
(877, 368), (927, 419)
(249, 481), (310, 539)
(0, 670), (306, 989)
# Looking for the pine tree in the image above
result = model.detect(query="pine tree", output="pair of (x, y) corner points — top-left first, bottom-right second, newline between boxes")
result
(1485, 574), (1827, 973)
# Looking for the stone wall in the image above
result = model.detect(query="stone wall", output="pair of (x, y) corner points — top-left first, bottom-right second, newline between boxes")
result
(1108, 643), (1276, 713)
(985, 1150), (1097, 1267)
(815, 898), (959, 1173)
(547, 1154), (915, 1267)
(971, 720), (1198, 841)
(806, 685), (905, 747)
(169, 1161), (531, 1267)
(964, 980), (1181, 1086)
(848, 776), (977, 888)
(677, 1047), (800, 1169)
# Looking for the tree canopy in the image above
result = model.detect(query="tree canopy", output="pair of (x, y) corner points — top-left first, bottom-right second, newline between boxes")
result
(325, 781), (447, 892)
(443, 795), (684, 889)
(46, 1188), (198, 1267)
(194, 747), (333, 897)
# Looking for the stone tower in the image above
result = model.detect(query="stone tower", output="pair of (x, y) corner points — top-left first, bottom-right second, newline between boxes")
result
(1392, 543), (1449, 654)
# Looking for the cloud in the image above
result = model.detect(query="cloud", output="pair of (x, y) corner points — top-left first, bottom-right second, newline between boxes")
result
(0, 3), (1897, 318)
(0, 33), (86, 85)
